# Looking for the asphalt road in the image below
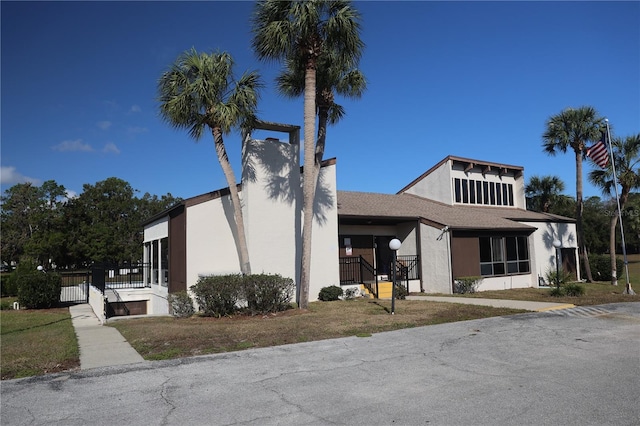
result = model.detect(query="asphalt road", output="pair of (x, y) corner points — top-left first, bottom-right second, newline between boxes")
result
(2, 303), (639, 426)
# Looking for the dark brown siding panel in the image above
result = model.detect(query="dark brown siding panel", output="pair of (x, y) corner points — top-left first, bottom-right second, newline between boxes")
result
(339, 235), (375, 266)
(451, 236), (480, 278)
(169, 205), (187, 293)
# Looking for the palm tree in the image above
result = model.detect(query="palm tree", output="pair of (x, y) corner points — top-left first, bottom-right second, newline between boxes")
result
(543, 106), (605, 282)
(525, 175), (565, 213)
(276, 49), (367, 189)
(589, 133), (640, 294)
(252, 0), (364, 308)
(157, 49), (262, 275)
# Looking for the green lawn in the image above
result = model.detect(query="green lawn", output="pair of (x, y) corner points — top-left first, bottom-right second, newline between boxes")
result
(0, 308), (79, 380)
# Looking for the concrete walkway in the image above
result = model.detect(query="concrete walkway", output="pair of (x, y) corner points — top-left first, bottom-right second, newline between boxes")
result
(67, 297), (572, 371)
(406, 295), (575, 311)
(69, 304), (146, 370)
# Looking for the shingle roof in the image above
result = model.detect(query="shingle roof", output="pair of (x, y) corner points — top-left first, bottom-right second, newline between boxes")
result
(337, 191), (573, 231)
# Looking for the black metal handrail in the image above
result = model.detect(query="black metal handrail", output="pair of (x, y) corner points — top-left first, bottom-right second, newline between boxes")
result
(339, 256), (378, 298)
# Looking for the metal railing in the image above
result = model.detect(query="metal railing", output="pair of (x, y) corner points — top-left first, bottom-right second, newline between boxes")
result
(339, 256), (378, 298)
(91, 263), (150, 293)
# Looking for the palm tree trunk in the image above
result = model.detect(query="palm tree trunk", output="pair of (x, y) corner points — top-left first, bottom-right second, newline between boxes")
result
(298, 63), (317, 310)
(576, 150), (594, 282)
(212, 127), (251, 275)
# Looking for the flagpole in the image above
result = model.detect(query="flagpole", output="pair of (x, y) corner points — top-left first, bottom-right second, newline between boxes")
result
(604, 118), (633, 294)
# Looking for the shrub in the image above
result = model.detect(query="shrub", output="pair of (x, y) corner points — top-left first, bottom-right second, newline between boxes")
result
(242, 273), (294, 315)
(1, 273), (18, 297)
(318, 285), (343, 301)
(544, 268), (572, 287)
(17, 271), (62, 309)
(564, 283), (585, 297)
(394, 284), (408, 300)
(192, 274), (243, 317)
(168, 291), (195, 318)
(0, 299), (13, 310)
(549, 287), (565, 297)
(587, 254), (624, 282)
(453, 276), (482, 294)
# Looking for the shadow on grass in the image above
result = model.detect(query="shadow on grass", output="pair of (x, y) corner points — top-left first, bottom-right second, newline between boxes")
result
(0, 316), (72, 336)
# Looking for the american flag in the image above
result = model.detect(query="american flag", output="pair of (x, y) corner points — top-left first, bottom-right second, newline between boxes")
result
(587, 134), (609, 169)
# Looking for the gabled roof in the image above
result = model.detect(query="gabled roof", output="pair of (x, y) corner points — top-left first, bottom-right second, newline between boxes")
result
(337, 190), (573, 232)
(397, 155), (525, 194)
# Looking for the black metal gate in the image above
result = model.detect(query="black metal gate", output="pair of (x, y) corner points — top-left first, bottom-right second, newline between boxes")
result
(59, 270), (90, 304)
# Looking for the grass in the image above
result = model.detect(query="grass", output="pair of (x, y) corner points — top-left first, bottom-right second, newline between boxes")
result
(110, 300), (525, 361)
(2, 253), (640, 378)
(0, 308), (79, 380)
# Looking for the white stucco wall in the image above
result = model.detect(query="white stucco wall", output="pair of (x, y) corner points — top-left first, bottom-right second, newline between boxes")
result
(186, 195), (242, 288)
(420, 223), (452, 294)
(111, 288), (169, 316)
(242, 138), (299, 283)
(309, 164), (340, 302)
(404, 160), (452, 204)
(474, 274), (533, 291)
(523, 221), (579, 285)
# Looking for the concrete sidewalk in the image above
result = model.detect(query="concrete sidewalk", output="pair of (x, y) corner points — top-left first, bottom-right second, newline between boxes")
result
(406, 295), (575, 311)
(69, 304), (146, 370)
(67, 296), (572, 371)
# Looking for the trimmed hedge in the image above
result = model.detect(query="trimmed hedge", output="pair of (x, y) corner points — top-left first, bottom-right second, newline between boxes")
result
(17, 272), (62, 309)
(587, 254), (624, 282)
(318, 285), (343, 301)
(191, 273), (294, 317)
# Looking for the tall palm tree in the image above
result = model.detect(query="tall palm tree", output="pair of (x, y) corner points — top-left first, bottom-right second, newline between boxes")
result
(252, 0), (364, 308)
(157, 49), (262, 275)
(589, 133), (640, 294)
(543, 106), (605, 282)
(525, 175), (565, 213)
(276, 49), (367, 187)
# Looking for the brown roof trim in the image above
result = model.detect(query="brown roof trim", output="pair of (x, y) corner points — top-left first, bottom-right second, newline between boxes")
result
(141, 184), (243, 227)
(300, 157), (337, 173)
(184, 184), (242, 208)
(397, 156), (450, 194)
(397, 155), (525, 194)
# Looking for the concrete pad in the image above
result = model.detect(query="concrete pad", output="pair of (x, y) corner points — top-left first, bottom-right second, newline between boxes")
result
(406, 295), (575, 311)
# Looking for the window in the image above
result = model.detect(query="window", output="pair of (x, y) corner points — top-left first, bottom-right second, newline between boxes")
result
(483, 182), (489, 205)
(454, 178), (461, 203)
(462, 179), (469, 203)
(489, 183), (496, 205)
(502, 184), (509, 206)
(495, 182), (502, 205)
(469, 180), (476, 204)
(160, 237), (169, 286)
(476, 181), (483, 204)
(479, 236), (530, 276)
(508, 185), (514, 206)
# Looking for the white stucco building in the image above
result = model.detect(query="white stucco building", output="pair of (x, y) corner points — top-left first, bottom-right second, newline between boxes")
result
(109, 126), (578, 316)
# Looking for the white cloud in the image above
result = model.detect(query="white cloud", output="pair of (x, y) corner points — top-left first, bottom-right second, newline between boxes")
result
(103, 143), (121, 154)
(63, 189), (78, 201)
(129, 105), (141, 113)
(52, 139), (94, 152)
(0, 166), (41, 186)
(97, 120), (112, 130)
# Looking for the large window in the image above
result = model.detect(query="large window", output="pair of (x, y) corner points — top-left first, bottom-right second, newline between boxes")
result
(453, 178), (515, 207)
(479, 236), (529, 276)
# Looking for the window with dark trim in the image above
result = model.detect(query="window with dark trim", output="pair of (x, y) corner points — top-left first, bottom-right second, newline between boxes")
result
(495, 182), (502, 205)
(462, 179), (469, 203)
(453, 178), (515, 207)
(469, 180), (476, 204)
(454, 178), (461, 203)
(479, 236), (530, 276)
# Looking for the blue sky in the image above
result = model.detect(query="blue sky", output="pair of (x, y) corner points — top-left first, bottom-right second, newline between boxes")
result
(2, 1), (639, 202)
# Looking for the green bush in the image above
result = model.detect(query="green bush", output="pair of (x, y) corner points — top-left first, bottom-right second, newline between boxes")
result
(0, 299), (13, 310)
(453, 276), (482, 294)
(549, 287), (565, 297)
(544, 268), (572, 286)
(564, 283), (585, 297)
(168, 291), (195, 318)
(17, 272), (62, 309)
(394, 284), (408, 300)
(318, 285), (343, 301)
(192, 274), (243, 317)
(587, 254), (624, 282)
(1, 273), (18, 297)
(242, 273), (294, 315)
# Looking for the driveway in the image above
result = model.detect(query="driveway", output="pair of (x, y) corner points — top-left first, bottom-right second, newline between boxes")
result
(2, 303), (639, 426)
